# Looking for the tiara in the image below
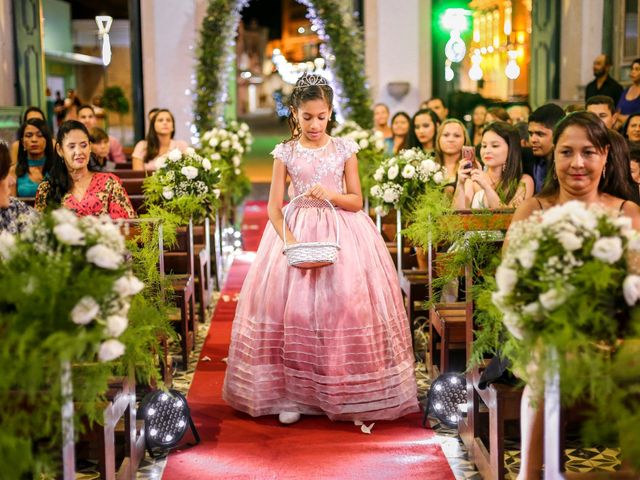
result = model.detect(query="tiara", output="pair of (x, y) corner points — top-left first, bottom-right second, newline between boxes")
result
(294, 73), (329, 89)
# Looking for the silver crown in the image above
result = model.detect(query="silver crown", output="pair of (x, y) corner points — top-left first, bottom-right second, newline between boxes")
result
(294, 73), (329, 89)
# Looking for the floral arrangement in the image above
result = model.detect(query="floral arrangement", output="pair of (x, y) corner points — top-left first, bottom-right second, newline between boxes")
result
(198, 122), (252, 208)
(144, 147), (222, 223)
(369, 148), (447, 215)
(332, 120), (386, 195)
(488, 201), (640, 467)
(0, 209), (147, 476)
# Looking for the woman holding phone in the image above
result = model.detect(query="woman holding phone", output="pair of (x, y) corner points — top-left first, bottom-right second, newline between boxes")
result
(435, 118), (472, 185)
(453, 121), (533, 209)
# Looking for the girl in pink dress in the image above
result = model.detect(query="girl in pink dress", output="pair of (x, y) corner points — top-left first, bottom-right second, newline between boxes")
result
(222, 74), (418, 424)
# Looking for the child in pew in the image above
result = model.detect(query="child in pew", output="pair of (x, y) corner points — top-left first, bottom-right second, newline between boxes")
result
(89, 127), (116, 172)
(222, 73), (419, 425)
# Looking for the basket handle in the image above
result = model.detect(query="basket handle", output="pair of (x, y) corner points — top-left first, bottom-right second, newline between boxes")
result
(282, 193), (340, 249)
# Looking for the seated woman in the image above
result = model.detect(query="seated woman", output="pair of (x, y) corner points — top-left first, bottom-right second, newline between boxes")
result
(11, 118), (54, 198)
(622, 112), (640, 143)
(35, 121), (135, 219)
(384, 111), (411, 155)
(508, 111), (640, 479)
(453, 121), (534, 210)
(407, 108), (440, 154)
(435, 118), (472, 186)
(0, 142), (37, 234)
(10, 106), (46, 166)
(372, 103), (392, 140)
(132, 109), (188, 171)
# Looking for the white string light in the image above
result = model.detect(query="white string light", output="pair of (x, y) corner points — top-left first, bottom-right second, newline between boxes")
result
(95, 16), (113, 66)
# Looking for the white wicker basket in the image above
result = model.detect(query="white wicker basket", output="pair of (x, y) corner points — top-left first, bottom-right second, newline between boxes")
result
(282, 194), (340, 268)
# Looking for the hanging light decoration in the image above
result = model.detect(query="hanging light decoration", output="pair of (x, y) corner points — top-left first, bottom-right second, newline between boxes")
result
(444, 60), (455, 82)
(441, 8), (471, 64)
(469, 51), (483, 81)
(445, 31), (467, 63)
(505, 49), (520, 80)
(95, 16), (113, 66)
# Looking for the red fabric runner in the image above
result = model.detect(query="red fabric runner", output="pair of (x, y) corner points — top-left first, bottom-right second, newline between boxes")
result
(163, 202), (455, 480)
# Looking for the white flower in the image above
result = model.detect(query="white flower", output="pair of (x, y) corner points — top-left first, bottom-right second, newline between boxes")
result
(516, 249), (536, 270)
(105, 315), (128, 338)
(387, 165), (399, 180)
(202, 131), (212, 141)
(113, 275), (144, 297)
(421, 159), (437, 173)
(373, 168), (384, 182)
(591, 237), (623, 264)
(0, 232), (16, 260)
(359, 139), (369, 149)
(181, 166), (198, 180)
(162, 187), (174, 200)
(556, 231), (582, 251)
(52, 208), (78, 225)
(232, 156), (241, 167)
(382, 188), (399, 204)
(98, 339), (125, 362)
(432, 171), (445, 184)
(53, 223), (85, 246)
(522, 301), (542, 319)
(211, 153), (221, 161)
(184, 147), (195, 156)
(374, 205), (386, 216)
(502, 311), (525, 339)
(495, 265), (518, 294)
(539, 288), (567, 311)
(213, 189), (221, 198)
(202, 158), (212, 171)
(208, 138), (219, 148)
(375, 139), (385, 151)
(623, 275), (640, 306)
(86, 244), (122, 270)
(369, 185), (383, 198)
(168, 149), (182, 161)
(221, 140), (230, 149)
(71, 296), (100, 325)
(401, 165), (416, 179)
(234, 168), (241, 175)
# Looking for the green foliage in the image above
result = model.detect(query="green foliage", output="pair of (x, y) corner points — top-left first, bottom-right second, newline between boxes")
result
(102, 86), (130, 114)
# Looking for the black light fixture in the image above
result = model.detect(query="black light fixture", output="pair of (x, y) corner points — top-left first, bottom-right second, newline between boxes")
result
(139, 389), (200, 457)
(422, 372), (466, 428)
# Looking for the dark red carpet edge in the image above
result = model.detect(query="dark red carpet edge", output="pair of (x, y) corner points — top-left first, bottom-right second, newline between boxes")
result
(163, 201), (455, 479)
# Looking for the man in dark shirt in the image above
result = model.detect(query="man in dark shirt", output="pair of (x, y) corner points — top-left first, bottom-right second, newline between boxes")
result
(525, 104), (566, 193)
(585, 54), (624, 105)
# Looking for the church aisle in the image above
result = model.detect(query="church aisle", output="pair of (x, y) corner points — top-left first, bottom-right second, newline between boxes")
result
(162, 201), (455, 480)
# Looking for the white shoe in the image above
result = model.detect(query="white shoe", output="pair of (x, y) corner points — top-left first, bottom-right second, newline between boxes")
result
(278, 411), (301, 424)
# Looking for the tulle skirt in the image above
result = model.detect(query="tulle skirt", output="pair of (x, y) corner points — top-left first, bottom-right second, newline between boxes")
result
(222, 203), (418, 421)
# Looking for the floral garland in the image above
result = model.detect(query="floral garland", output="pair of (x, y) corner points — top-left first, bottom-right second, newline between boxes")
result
(332, 120), (386, 196)
(488, 201), (640, 468)
(369, 148), (447, 216)
(0, 210), (146, 476)
(194, 0), (372, 133)
(143, 147), (222, 224)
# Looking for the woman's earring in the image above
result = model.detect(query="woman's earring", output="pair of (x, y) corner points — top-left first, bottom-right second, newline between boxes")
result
(552, 170), (558, 180)
(602, 165), (607, 179)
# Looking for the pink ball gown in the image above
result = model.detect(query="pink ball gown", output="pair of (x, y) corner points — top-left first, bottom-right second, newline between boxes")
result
(222, 136), (418, 421)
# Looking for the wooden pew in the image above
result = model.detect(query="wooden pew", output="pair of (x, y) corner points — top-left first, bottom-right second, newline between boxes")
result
(114, 169), (147, 179)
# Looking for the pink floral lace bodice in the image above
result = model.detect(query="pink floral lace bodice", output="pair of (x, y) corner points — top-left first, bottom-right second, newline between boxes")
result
(271, 137), (360, 197)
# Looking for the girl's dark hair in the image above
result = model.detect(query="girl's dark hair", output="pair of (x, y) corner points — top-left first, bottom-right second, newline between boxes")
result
(622, 112), (640, 139)
(486, 106), (511, 123)
(390, 111), (411, 152)
(22, 106), (45, 123)
(285, 75), (335, 143)
(45, 120), (92, 204)
(16, 118), (54, 178)
(481, 121), (523, 203)
(145, 109), (176, 162)
(408, 108), (440, 150)
(0, 142), (10, 180)
(539, 111), (640, 203)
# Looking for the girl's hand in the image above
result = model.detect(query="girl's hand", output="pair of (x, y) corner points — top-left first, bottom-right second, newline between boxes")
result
(456, 161), (473, 185)
(306, 184), (334, 202)
(470, 169), (493, 190)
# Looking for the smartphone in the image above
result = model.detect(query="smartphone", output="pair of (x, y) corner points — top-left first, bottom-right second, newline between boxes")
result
(461, 146), (475, 169)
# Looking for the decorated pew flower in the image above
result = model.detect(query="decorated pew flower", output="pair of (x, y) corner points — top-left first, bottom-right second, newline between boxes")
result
(369, 148), (447, 216)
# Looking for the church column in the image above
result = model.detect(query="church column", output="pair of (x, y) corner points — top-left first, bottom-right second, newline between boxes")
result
(0, 0), (16, 106)
(364, 0), (432, 113)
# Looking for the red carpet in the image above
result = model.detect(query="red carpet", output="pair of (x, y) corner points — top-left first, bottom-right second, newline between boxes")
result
(163, 203), (455, 480)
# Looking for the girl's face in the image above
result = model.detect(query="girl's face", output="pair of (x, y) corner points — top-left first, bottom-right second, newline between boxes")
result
(0, 173), (15, 208)
(628, 116), (640, 142)
(554, 125), (608, 196)
(373, 105), (389, 127)
(472, 105), (487, 127)
(414, 113), (436, 147)
(392, 115), (410, 137)
(154, 111), (174, 136)
(57, 129), (91, 172)
(631, 62), (640, 83)
(630, 161), (640, 184)
(22, 125), (46, 158)
(439, 123), (465, 155)
(295, 98), (331, 143)
(480, 130), (509, 169)
(92, 139), (110, 159)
